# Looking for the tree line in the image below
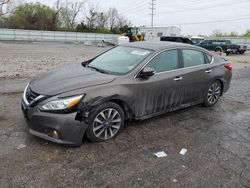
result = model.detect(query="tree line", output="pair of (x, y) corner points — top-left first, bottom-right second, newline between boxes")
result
(0, 0), (131, 34)
(211, 29), (250, 38)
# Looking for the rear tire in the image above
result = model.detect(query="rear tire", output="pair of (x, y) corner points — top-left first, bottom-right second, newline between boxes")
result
(86, 102), (124, 142)
(204, 81), (222, 107)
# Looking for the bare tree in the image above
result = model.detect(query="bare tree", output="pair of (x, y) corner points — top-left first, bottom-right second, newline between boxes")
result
(96, 12), (108, 29)
(117, 14), (130, 28)
(85, 4), (98, 30)
(212, 29), (223, 37)
(108, 7), (118, 31)
(0, 0), (14, 17)
(61, 0), (85, 30)
(51, 0), (63, 30)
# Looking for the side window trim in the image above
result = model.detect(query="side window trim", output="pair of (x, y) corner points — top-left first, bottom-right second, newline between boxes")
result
(204, 52), (209, 64)
(204, 53), (212, 64)
(134, 48), (214, 78)
(179, 49), (184, 69)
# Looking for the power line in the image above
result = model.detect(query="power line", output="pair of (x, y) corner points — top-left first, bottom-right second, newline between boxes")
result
(158, 0), (250, 14)
(149, 0), (156, 28)
(120, 6), (148, 16)
(155, 16), (250, 26)
(158, 0), (218, 8)
(118, 1), (146, 14)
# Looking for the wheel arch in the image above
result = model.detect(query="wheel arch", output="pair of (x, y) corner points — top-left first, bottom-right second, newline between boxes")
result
(76, 95), (134, 122)
(109, 99), (134, 120)
(216, 79), (224, 96)
(215, 46), (223, 52)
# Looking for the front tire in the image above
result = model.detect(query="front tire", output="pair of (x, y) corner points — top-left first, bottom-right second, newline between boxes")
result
(204, 81), (222, 107)
(86, 102), (124, 142)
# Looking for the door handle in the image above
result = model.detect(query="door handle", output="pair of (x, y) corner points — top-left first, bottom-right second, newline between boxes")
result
(205, 69), (212, 73)
(173, 77), (183, 81)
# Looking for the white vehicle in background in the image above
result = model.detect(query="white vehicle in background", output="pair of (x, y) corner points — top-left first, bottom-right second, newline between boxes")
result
(191, 36), (205, 45)
(117, 36), (130, 45)
(139, 26), (181, 41)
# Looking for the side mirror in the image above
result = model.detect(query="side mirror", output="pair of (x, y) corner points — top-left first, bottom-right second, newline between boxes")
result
(139, 67), (155, 78)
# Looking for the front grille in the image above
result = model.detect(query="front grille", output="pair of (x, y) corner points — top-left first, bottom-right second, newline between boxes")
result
(26, 87), (39, 103)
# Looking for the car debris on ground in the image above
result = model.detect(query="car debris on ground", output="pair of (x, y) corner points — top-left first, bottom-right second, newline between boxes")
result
(17, 144), (26, 150)
(179, 148), (188, 155)
(173, 179), (178, 183)
(154, 151), (168, 158)
(182, 165), (187, 169)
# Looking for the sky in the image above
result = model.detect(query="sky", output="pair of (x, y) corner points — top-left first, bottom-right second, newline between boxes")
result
(25, 0), (250, 36)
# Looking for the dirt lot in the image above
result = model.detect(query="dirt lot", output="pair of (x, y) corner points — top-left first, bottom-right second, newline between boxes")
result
(0, 41), (110, 79)
(0, 42), (250, 187)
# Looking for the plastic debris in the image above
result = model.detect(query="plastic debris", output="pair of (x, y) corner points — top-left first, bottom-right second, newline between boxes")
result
(173, 179), (178, 183)
(182, 165), (187, 169)
(154, 151), (167, 158)
(179, 148), (188, 155)
(17, 144), (26, 150)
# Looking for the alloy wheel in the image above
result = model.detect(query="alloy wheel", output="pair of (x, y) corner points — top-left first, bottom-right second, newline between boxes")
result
(207, 82), (221, 104)
(92, 108), (121, 140)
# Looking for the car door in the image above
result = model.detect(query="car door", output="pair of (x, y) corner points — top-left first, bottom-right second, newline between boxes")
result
(132, 49), (188, 118)
(201, 40), (213, 51)
(177, 48), (215, 104)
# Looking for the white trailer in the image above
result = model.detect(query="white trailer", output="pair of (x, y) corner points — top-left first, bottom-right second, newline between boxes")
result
(138, 26), (181, 41)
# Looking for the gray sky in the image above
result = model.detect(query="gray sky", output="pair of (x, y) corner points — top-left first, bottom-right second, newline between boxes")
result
(25, 0), (250, 36)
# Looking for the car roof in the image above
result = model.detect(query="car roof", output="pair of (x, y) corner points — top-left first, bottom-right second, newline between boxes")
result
(121, 41), (213, 56)
(161, 36), (189, 39)
(121, 41), (194, 51)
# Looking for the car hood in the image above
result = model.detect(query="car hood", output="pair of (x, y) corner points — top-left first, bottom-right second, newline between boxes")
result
(29, 62), (117, 96)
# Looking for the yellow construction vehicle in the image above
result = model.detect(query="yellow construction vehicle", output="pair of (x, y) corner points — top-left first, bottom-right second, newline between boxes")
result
(121, 27), (145, 42)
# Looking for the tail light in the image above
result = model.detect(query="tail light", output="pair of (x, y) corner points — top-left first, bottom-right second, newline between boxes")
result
(224, 63), (232, 72)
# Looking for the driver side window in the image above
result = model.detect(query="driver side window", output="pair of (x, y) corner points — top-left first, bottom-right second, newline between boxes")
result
(146, 50), (179, 73)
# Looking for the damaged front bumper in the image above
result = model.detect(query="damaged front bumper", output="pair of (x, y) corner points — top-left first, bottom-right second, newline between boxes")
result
(21, 100), (88, 146)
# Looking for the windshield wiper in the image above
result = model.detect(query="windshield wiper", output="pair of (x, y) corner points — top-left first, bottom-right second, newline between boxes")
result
(87, 65), (110, 74)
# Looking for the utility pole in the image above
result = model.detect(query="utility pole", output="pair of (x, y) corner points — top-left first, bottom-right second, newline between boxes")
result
(149, 0), (156, 28)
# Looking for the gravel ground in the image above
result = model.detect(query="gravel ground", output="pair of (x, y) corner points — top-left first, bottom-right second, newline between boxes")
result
(0, 42), (250, 188)
(0, 42), (110, 79)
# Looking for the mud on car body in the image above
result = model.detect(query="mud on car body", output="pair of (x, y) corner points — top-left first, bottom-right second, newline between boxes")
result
(21, 41), (232, 146)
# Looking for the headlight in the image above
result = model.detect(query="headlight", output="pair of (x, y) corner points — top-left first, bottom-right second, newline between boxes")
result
(41, 95), (83, 111)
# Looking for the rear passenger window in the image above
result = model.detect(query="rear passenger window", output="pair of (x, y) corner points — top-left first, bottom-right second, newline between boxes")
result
(146, 50), (178, 73)
(182, 49), (205, 67)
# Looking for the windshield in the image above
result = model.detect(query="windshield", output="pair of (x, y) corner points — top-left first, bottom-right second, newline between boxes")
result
(88, 46), (152, 75)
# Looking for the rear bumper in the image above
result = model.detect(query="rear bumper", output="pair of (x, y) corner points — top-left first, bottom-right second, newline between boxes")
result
(222, 71), (232, 95)
(222, 80), (230, 94)
(226, 48), (237, 53)
(226, 48), (246, 53)
(21, 100), (88, 146)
